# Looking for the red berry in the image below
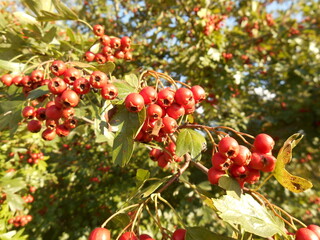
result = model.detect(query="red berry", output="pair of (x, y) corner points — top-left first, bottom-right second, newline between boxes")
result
(119, 231), (138, 240)
(175, 88), (194, 106)
(233, 145), (251, 166)
(64, 118), (78, 129)
(191, 85), (206, 103)
(249, 153), (276, 172)
(183, 98), (196, 114)
(73, 77), (91, 94)
(121, 36), (131, 47)
(229, 165), (249, 179)
(114, 50), (125, 59)
(45, 105), (61, 120)
(22, 106), (35, 119)
(50, 60), (66, 76)
(244, 168), (260, 184)
(124, 52), (133, 61)
(48, 77), (67, 95)
(60, 90), (80, 108)
(162, 116), (177, 133)
(21, 76), (32, 87)
(166, 103), (185, 119)
(42, 128), (56, 141)
(218, 137), (239, 158)
(110, 37), (121, 49)
(27, 120), (42, 133)
(63, 68), (81, 84)
(95, 53), (107, 64)
(157, 87), (175, 108)
(125, 93), (145, 112)
(149, 148), (162, 161)
(1, 74), (13, 86)
(54, 95), (64, 109)
(139, 86), (157, 105)
(101, 46), (112, 56)
(12, 76), (23, 86)
(101, 84), (118, 100)
(308, 225), (320, 239)
(100, 35), (111, 46)
(30, 70), (44, 82)
(56, 124), (70, 137)
(172, 229), (186, 240)
(295, 228), (319, 240)
(84, 51), (96, 62)
(106, 55), (115, 62)
(141, 118), (158, 132)
(60, 107), (75, 119)
(253, 133), (275, 154)
(157, 153), (169, 168)
(93, 24), (104, 36)
(46, 119), (58, 129)
(88, 227), (111, 240)
(211, 152), (231, 171)
(208, 167), (225, 185)
(90, 71), (109, 89)
(147, 104), (163, 120)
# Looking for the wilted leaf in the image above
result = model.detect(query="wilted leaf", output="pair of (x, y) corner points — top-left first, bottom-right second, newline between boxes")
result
(274, 133), (313, 193)
(176, 129), (206, 160)
(212, 194), (286, 238)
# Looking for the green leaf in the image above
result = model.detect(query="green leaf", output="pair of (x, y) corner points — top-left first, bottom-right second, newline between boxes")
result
(274, 133), (313, 193)
(139, 177), (171, 198)
(37, 10), (64, 21)
(97, 62), (116, 74)
(21, 0), (54, 17)
(6, 193), (25, 212)
(90, 43), (100, 54)
(27, 85), (49, 100)
(212, 194), (286, 238)
(42, 26), (57, 43)
(0, 176), (26, 193)
(0, 231), (18, 240)
(112, 80), (136, 104)
(124, 73), (140, 90)
(13, 12), (38, 25)
(110, 213), (131, 229)
(0, 60), (25, 73)
(218, 175), (241, 199)
(136, 169), (150, 183)
(93, 118), (115, 146)
(52, 0), (78, 20)
(186, 227), (235, 240)
(112, 107), (145, 166)
(176, 129), (206, 160)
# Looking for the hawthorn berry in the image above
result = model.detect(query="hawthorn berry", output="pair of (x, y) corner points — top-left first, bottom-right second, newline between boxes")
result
(12, 76), (23, 86)
(162, 116), (178, 133)
(183, 98), (196, 114)
(60, 90), (80, 107)
(232, 145), (251, 166)
(208, 167), (225, 185)
(101, 46), (112, 56)
(95, 53), (107, 64)
(100, 35), (111, 46)
(60, 107), (75, 119)
(30, 70), (44, 82)
(119, 231), (138, 240)
(139, 86), (158, 105)
(308, 225), (320, 238)
(56, 124), (70, 137)
(110, 37), (121, 49)
(114, 50), (125, 59)
(63, 68), (81, 84)
(54, 95), (64, 109)
(90, 71), (109, 89)
(42, 128), (56, 141)
(50, 60), (66, 76)
(106, 55), (115, 62)
(218, 137), (239, 158)
(45, 105), (61, 120)
(88, 227), (111, 240)
(101, 84), (118, 100)
(157, 153), (169, 168)
(249, 153), (276, 172)
(64, 118), (78, 129)
(48, 77), (67, 95)
(21, 76), (32, 87)
(157, 87), (175, 108)
(121, 36), (131, 47)
(149, 148), (162, 161)
(166, 103), (185, 119)
(295, 228), (319, 240)
(147, 104), (163, 120)
(229, 165), (249, 179)
(175, 88), (194, 106)
(172, 228), (186, 240)
(1, 74), (13, 86)
(22, 106), (35, 119)
(244, 168), (260, 184)
(191, 85), (206, 103)
(27, 120), (42, 133)
(211, 152), (231, 171)
(93, 24), (104, 36)
(73, 77), (91, 94)
(125, 93), (145, 112)
(124, 52), (133, 61)
(84, 51), (96, 62)
(46, 119), (58, 129)
(253, 133), (275, 154)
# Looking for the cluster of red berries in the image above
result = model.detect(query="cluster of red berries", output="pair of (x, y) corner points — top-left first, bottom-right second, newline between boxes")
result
(1, 59), (121, 141)
(208, 133), (276, 187)
(203, 14), (227, 36)
(8, 215), (33, 227)
(222, 52), (233, 60)
(149, 141), (183, 168)
(84, 24), (133, 64)
(0, 193), (6, 204)
(18, 150), (44, 165)
(22, 194), (34, 203)
(124, 85), (205, 143)
(88, 227), (186, 240)
(295, 224), (320, 240)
